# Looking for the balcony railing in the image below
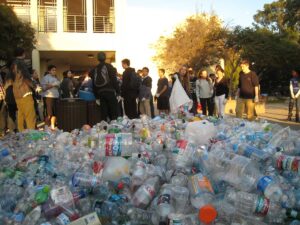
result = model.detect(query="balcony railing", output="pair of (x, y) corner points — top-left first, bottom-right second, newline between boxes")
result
(38, 6), (57, 32)
(64, 15), (86, 33)
(93, 16), (115, 33)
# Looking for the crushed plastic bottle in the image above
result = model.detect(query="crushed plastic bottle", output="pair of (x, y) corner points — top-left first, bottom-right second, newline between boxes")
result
(0, 115), (299, 225)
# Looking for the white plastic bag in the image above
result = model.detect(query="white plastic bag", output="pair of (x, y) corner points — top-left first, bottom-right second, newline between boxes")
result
(169, 75), (193, 113)
(185, 120), (216, 145)
(102, 157), (130, 181)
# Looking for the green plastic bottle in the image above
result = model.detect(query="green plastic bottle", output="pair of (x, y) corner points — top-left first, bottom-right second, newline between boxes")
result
(35, 185), (50, 204)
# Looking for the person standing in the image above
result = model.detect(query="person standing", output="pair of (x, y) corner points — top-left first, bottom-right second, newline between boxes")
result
(11, 59), (36, 131)
(196, 70), (214, 116)
(288, 69), (300, 122)
(41, 65), (60, 130)
(214, 67), (229, 118)
(121, 59), (139, 119)
(155, 69), (169, 114)
(174, 65), (190, 97)
(236, 59), (259, 121)
(188, 68), (197, 115)
(90, 52), (120, 122)
(138, 67), (152, 117)
(60, 70), (74, 98)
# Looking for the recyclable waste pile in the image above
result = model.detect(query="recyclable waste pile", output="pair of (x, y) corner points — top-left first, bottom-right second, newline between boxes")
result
(1, 114), (300, 225)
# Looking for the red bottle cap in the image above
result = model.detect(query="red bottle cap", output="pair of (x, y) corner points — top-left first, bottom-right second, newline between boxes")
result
(198, 205), (217, 224)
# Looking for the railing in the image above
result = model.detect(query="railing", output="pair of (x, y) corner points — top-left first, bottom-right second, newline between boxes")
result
(93, 15), (115, 33)
(64, 15), (86, 33)
(38, 6), (57, 32)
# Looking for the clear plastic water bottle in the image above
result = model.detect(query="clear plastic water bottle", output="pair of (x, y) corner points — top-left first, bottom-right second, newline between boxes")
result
(225, 189), (286, 224)
(71, 172), (102, 188)
(170, 140), (196, 169)
(131, 161), (147, 189)
(127, 207), (157, 225)
(205, 150), (283, 201)
(132, 176), (160, 209)
(23, 206), (42, 225)
(155, 184), (175, 222)
(188, 172), (217, 224)
(281, 189), (300, 209)
(232, 143), (271, 163)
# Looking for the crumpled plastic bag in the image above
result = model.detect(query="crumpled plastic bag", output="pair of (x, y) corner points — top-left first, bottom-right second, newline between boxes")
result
(169, 75), (193, 113)
(185, 120), (217, 145)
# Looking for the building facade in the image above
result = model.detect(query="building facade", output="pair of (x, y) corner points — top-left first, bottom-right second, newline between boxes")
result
(2, 0), (126, 76)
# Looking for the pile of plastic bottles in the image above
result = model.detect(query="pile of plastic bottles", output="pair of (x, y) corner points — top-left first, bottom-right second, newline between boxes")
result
(1, 114), (300, 225)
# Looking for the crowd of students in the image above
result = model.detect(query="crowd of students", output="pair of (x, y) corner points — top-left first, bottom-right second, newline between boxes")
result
(1, 48), (271, 136)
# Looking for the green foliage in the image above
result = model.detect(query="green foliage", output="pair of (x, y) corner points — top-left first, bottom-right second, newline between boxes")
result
(226, 26), (300, 94)
(153, 14), (225, 72)
(0, 5), (36, 63)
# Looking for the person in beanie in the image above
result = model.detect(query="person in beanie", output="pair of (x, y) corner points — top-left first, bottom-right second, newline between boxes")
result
(90, 52), (120, 122)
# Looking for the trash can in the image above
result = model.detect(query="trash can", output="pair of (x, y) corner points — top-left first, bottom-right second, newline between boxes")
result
(87, 101), (102, 126)
(56, 98), (87, 132)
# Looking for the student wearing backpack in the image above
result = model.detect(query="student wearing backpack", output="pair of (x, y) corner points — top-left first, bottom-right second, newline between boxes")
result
(121, 59), (140, 119)
(90, 52), (120, 122)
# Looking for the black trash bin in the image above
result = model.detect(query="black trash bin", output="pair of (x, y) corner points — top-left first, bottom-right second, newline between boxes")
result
(56, 98), (87, 132)
(87, 101), (102, 126)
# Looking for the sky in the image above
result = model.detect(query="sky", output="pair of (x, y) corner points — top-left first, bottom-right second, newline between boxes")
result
(121, 0), (273, 86)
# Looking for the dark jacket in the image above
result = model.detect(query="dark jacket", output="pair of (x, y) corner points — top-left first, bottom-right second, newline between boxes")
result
(139, 76), (152, 100)
(121, 67), (138, 98)
(89, 62), (120, 97)
(60, 77), (74, 98)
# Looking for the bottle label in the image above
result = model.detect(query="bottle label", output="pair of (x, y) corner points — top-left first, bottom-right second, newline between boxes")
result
(276, 155), (285, 170)
(243, 146), (264, 158)
(57, 213), (70, 225)
(257, 176), (273, 193)
(189, 173), (214, 196)
(278, 155), (300, 173)
(105, 134), (122, 156)
(157, 193), (171, 205)
(173, 140), (188, 155)
(168, 217), (183, 225)
(143, 184), (155, 198)
(255, 196), (270, 216)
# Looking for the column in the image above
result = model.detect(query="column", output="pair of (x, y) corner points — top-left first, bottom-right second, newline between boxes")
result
(30, 0), (38, 31)
(86, 0), (93, 34)
(57, 0), (63, 33)
(32, 49), (40, 76)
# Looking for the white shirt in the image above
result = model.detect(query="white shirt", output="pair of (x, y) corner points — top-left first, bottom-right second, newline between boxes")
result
(41, 74), (60, 98)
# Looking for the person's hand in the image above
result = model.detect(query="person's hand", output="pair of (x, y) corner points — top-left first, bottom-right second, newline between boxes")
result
(295, 94), (300, 99)
(117, 96), (123, 102)
(291, 93), (295, 99)
(155, 93), (160, 98)
(35, 86), (42, 93)
(142, 98), (146, 101)
(254, 96), (259, 103)
(223, 98), (227, 105)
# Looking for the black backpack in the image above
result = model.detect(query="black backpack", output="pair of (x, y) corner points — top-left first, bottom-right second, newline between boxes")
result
(130, 71), (142, 93)
(94, 64), (110, 88)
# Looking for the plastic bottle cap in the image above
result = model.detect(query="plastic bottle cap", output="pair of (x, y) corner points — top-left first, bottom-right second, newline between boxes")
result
(117, 182), (124, 190)
(198, 205), (217, 224)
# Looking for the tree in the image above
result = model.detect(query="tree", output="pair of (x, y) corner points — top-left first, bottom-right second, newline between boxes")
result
(153, 14), (225, 72)
(0, 5), (36, 65)
(254, 0), (300, 42)
(226, 26), (300, 94)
